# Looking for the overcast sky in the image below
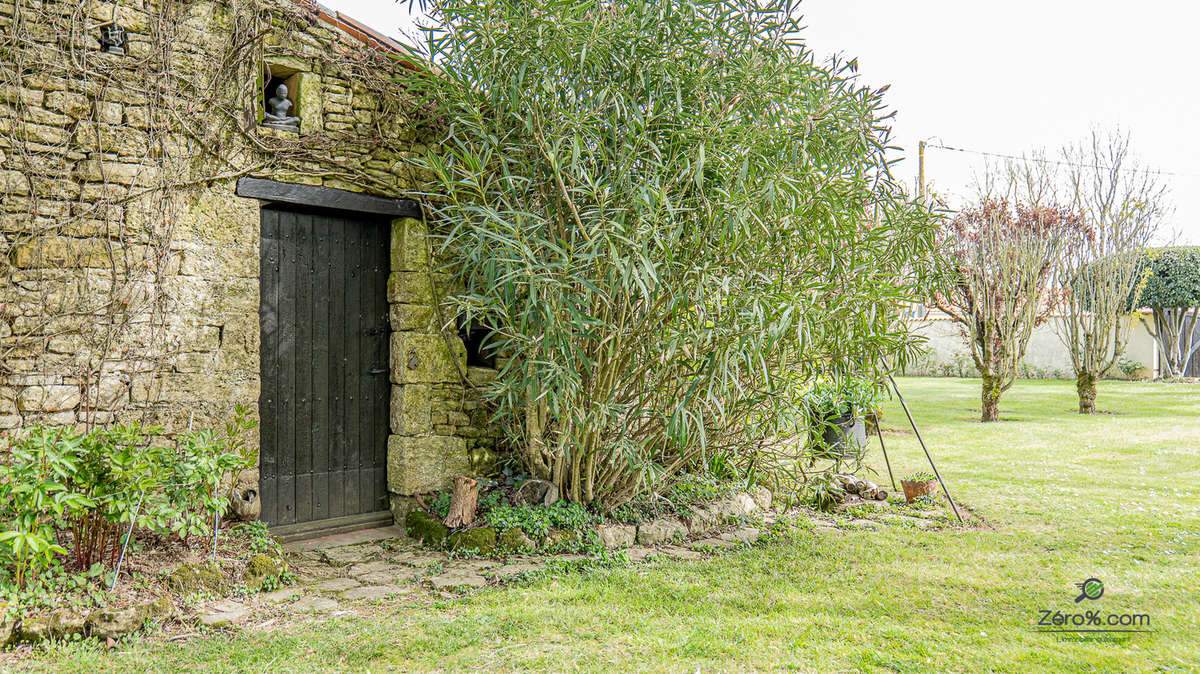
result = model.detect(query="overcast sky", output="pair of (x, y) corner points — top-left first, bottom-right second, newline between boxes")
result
(321, 0), (1200, 244)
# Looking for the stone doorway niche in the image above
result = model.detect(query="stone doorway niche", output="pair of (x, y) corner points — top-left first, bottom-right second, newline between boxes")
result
(238, 178), (423, 540)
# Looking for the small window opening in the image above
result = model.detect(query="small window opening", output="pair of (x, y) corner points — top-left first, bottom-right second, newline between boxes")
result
(459, 315), (496, 368)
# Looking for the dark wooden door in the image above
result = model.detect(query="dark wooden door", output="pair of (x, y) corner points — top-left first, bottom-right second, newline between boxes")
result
(259, 205), (392, 532)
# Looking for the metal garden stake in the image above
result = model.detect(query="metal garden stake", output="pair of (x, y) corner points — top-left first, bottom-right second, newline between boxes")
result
(887, 374), (964, 524)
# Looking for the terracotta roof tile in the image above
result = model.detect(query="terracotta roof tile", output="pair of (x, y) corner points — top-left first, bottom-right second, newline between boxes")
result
(293, 0), (408, 54)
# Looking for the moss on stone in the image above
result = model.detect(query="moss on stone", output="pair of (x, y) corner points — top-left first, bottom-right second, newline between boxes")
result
(244, 553), (286, 590)
(497, 527), (536, 553)
(541, 528), (583, 550)
(446, 526), (497, 555)
(13, 615), (50, 644)
(406, 509), (449, 546)
(166, 561), (228, 594)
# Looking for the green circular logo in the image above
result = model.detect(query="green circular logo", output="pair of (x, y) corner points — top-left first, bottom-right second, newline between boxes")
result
(1075, 578), (1104, 602)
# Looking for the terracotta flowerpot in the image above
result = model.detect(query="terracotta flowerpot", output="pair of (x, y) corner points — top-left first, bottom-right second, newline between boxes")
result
(901, 478), (939, 503)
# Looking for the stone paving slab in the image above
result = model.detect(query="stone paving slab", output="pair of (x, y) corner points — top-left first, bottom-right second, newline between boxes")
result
(342, 584), (410, 601)
(444, 559), (499, 573)
(359, 567), (423, 584)
(196, 600), (250, 627)
(347, 560), (401, 576)
(312, 577), (361, 593)
(626, 547), (659, 562)
(486, 562), (544, 579)
(660, 546), (702, 561)
(260, 588), (302, 603)
(292, 561), (343, 582)
(427, 569), (487, 590)
(292, 596), (339, 612)
(285, 526), (404, 553)
(392, 551), (448, 567)
(322, 544), (384, 566)
(691, 537), (738, 550)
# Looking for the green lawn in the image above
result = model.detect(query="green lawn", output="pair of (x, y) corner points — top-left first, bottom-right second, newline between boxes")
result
(22, 378), (1200, 672)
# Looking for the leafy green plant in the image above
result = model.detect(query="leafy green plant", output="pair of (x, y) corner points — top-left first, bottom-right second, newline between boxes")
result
(427, 491), (453, 520)
(484, 501), (595, 539)
(904, 471), (936, 483)
(906, 494), (942, 510)
(798, 470), (845, 512)
(476, 488), (509, 515)
(223, 403), (260, 469)
(403, 0), (935, 504)
(258, 569), (295, 593)
(802, 377), (886, 465)
(1, 416), (248, 587)
(1117, 357), (1144, 379)
(0, 426), (91, 586)
(803, 379), (886, 419)
(0, 563), (103, 615)
(241, 521), (281, 556)
(667, 474), (740, 508)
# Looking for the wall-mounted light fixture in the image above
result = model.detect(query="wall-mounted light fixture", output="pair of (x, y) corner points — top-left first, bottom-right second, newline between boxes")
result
(97, 22), (127, 55)
(96, 3), (127, 56)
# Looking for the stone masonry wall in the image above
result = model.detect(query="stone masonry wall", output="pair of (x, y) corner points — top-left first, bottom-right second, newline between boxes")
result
(386, 216), (502, 508)
(0, 0), (499, 521)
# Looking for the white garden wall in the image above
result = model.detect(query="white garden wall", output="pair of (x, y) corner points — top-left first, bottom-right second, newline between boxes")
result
(905, 312), (1159, 379)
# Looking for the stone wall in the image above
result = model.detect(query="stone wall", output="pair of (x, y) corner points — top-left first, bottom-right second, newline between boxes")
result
(0, 0), (499, 522)
(385, 216), (502, 505)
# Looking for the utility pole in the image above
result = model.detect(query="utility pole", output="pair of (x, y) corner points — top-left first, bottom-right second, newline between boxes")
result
(918, 139), (927, 205)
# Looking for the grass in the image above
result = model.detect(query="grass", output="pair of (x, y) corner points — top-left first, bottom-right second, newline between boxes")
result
(18, 377), (1200, 672)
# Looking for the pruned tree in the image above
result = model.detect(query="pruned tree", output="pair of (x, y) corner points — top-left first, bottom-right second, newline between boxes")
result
(931, 199), (1085, 421)
(401, 0), (935, 503)
(1053, 131), (1166, 412)
(1136, 247), (1200, 377)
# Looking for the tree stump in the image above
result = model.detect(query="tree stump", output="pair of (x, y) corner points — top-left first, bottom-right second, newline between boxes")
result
(443, 476), (480, 528)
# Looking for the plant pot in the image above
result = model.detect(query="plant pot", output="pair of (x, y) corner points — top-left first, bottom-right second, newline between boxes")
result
(901, 478), (939, 503)
(816, 411), (867, 458)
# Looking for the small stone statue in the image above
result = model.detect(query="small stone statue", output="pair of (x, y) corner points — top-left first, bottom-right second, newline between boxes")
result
(98, 23), (126, 55)
(262, 83), (300, 131)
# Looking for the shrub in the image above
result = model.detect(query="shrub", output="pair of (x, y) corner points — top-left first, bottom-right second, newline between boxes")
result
(1137, 247), (1200, 309)
(0, 422), (246, 588)
(1133, 247), (1200, 377)
(405, 0), (935, 504)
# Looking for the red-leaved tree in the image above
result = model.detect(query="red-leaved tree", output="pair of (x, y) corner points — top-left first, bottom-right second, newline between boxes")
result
(932, 199), (1086, 421)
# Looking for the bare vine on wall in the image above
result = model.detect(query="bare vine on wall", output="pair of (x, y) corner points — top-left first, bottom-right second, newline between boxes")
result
(0, 0), (426, 433)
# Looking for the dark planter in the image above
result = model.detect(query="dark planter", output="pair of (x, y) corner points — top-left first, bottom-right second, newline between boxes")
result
(815, 410), (867, 458)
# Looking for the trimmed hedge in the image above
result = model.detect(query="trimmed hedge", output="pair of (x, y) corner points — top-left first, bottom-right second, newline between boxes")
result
(1136, 246), (1200, 309)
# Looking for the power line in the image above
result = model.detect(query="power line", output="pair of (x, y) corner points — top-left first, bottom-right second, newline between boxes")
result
(924, 142), (1200, 179)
